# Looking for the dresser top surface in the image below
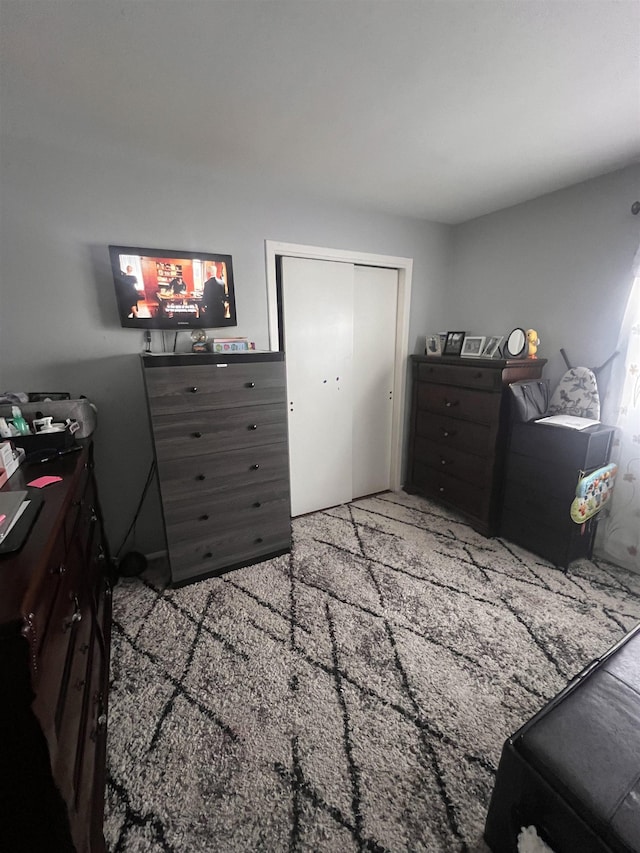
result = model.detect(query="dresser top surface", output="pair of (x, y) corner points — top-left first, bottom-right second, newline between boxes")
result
(142, 351), (284, 367)
(412, 354), (547, 370)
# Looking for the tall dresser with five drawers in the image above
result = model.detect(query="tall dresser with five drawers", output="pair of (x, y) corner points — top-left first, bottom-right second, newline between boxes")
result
(405, 354), (546, 536)
(142, 352), (291, 586)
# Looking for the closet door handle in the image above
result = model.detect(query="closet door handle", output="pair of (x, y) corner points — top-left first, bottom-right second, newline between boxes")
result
(251, 463), (260, 470)
(193, 431), (203, 438)
(188, 386), (198, 393)
(246, 382), (256, 388)
(248, 424), (258, 431)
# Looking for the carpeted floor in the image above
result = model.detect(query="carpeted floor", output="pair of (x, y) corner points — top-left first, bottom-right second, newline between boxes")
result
(104, 491), (640, 852)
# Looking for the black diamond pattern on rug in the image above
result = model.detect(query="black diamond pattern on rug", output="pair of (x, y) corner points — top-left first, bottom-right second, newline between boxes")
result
(105, 491), (640, 852)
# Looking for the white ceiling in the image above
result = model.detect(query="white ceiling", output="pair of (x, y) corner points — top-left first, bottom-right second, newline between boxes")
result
(1, 0), (639, 224)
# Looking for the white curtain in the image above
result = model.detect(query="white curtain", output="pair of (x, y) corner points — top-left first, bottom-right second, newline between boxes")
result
(597, 244), (640, 573)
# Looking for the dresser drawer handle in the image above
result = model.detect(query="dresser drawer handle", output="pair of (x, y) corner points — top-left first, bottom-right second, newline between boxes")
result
(248, 424), (258, 430)
(246, 382), (256, 388)
(199, 514), (209, 521)
(440, 458), (451, 466)
(439, 487), (445, 493)
(251, 463), (260, 470)
(197, 474), (206, 481)
(444, 399), (459, 408)
(253, 501), (262, 508)
(188, 386), (198, 393)
(50, 563), (66, 575)
(65, 598), (82, 630)
(255, 537), (263, 544)
(193, 431), (203, 438)
(474, 372), (484, 379)
(441, 429), (456, 438)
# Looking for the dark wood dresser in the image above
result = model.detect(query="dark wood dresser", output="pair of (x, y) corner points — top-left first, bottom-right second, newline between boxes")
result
(0, 443), (112, 853)
(405, 355), (547, 535)
(142, 352), (292, 586)
(500, 421), (615, 567)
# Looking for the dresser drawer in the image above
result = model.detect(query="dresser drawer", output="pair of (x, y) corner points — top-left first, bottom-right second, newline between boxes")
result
(166, 495), (290, 547)
(23, 532), (67, 664)
(412, 441), (492, 490)
(502, 478), (573, 529)
(504, 452), (580, 504)
(417, 383), (500, 424)
(53, 593), (93, 802)
(162, 478), (290, 527)
(415, 411), (496, 457)
(157, 442), (290, 497)
(151, 403), (287, 462)
(73, 641), (106, 838)
(500, 506), (592, 568)
(411, 462), (489, 522)
(145, 361), (286, 415)
(509, 422), (613, 471)
(170, 519), (292, 584)
(417, 361), (501, 391)
(33, 580), (84, 738)
(64, 460), (90, 549)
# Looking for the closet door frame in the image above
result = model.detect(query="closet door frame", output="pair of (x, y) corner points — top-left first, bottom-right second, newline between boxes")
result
(264, 240), (413, 492)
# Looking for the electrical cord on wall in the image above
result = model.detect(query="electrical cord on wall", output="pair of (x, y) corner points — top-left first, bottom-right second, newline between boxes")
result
(115, 458), (156, 557)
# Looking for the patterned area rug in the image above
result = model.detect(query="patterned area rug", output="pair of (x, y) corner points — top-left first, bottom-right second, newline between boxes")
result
(104, 491), (640, 852)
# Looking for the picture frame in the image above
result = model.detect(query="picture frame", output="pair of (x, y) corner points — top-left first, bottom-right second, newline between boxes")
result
(460, 335), (486, 357)
(443, 331), (466, 356)
(481, 335), (504, 358)
(425, 334), (442, 356)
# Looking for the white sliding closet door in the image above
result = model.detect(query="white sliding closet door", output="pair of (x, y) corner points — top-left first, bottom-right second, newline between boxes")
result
(281, 256), (355, 516)
(352, 265), (398, 498)
(281, 256), (398, 517)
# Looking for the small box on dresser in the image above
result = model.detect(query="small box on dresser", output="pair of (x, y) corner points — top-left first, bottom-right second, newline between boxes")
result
(405, 355), (547, 536)
(141, 352), (292, 587)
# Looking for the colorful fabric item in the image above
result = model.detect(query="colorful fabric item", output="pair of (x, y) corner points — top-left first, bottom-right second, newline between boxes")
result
(570, 463), (618, 523)
(548, 367), (600, 420)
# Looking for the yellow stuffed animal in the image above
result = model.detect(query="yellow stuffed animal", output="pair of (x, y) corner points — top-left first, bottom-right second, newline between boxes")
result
(526, 328), (539, 359)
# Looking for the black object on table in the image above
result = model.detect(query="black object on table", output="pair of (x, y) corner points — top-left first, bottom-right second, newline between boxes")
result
(500, 420), (614, 568)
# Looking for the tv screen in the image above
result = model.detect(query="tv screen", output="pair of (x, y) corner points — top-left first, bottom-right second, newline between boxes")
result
(108, 245), (237, 330)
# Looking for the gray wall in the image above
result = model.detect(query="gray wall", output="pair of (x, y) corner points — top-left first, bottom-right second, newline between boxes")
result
(0, 134), (451, 556)
(1, 129), (637, 561)
(448, 164), (640, 392)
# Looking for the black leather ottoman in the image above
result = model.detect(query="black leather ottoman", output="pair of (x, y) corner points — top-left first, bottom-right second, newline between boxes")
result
(484, 624), (640, 853)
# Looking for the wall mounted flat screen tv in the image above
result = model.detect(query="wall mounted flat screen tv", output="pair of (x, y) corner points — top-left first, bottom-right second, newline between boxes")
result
(109, 245), (237, 330)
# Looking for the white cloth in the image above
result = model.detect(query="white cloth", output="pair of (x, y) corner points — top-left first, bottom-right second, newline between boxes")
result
(597, 244), (640, 573)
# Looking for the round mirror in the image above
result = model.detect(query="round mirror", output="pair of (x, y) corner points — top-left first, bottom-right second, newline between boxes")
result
(505, 328), (526, 358)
